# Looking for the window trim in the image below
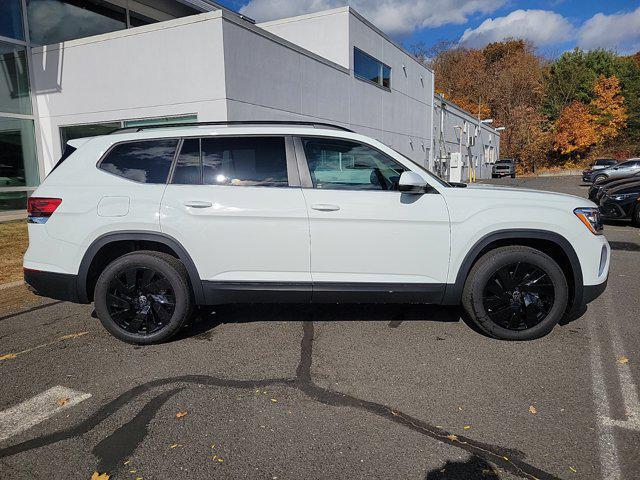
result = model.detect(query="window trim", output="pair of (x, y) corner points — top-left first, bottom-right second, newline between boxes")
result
(96, 137), (181, 184)
(294, 135), (414, 193)
(167, 134), (300, 188)
(353, 47), (391, 91)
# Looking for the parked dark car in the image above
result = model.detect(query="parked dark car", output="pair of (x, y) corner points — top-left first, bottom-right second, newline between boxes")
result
(588, 171), (640, 202)
(599, 181), (640, 225)
(492, 158), (516, 178)
(582, 158), (617, 182)
(590, 158), (640, 183)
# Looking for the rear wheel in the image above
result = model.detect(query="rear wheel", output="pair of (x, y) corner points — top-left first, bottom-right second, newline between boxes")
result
(633, 205), (640, 226)
(462, 246), (568, 340)
(94, 251), (193, 344)
(593, 174), (607, 183)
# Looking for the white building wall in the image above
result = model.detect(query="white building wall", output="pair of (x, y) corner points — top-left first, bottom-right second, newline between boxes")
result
(433, 96), (500, 181)
(31, 12), (228, 171)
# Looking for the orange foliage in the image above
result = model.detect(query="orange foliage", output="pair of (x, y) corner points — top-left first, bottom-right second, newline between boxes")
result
(591, 75), (627, 141)
(554, 101), (598, 155)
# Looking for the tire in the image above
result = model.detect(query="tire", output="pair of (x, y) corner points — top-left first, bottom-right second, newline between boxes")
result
(633, 205), (640, 227)
(462, 246), (568, 340)
(510, 173), (516, 178)
(94, 251), (194, 344)
(491, 174), (498, 178)
(593, 174), (607, 183)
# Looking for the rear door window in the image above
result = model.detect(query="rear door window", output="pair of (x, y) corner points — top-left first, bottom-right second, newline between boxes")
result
(171, 136), (288, 187)
(99, 139), (178, 183)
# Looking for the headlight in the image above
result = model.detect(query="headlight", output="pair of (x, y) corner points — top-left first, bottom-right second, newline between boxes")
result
(574, 207), (603, 235)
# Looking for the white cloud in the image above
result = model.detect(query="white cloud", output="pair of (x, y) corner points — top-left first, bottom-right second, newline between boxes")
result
(240, 0), (506, 35)
(459, 9), (574, 48)
(578, 6), (640, 54)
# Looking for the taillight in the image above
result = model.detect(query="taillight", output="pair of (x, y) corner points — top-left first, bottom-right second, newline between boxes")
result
(27, 197), (62, 224)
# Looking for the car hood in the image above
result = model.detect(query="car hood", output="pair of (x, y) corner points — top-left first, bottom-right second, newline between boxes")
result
(459, 183), (594, 207)
(607, 181), (640, 194)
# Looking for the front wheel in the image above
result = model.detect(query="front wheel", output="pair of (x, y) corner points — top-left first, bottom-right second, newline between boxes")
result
(593, 174), (607, 183)
(94, 251), (194, 344)
(462, 246), (568, 340)
(633, 205), (640, 227)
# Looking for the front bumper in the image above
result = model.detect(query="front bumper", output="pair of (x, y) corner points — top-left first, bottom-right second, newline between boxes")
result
(24, 269), (80, 303)
(599, 197), (634, 219)
(583, 278), (608, 304)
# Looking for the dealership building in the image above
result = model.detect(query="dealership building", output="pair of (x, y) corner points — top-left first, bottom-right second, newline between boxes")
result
(0, 0), (500, 215)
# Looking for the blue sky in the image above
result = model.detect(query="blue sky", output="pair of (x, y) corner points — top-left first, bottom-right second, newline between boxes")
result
(215, 0), (640, 56)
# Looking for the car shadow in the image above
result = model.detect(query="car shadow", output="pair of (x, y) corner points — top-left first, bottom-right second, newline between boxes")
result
(174, 303), (464, 341)
(424, 456), (500, 479)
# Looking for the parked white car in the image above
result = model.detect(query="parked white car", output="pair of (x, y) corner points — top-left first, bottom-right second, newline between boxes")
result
(24, 122), (609, 343)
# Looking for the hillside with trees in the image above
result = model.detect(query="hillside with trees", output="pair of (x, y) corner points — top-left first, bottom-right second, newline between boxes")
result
(415, 40), (640, 173)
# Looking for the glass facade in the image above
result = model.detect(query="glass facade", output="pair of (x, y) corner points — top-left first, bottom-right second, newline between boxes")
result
(1, 2), (37, 213)
(0, 0), (25, 40)
(27, 0), (127, 45)
(354, 48), (391, 90)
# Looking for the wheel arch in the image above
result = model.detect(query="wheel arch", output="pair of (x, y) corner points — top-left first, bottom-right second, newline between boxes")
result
(443, 229), (583, 311)
(77, 231), (205, 304)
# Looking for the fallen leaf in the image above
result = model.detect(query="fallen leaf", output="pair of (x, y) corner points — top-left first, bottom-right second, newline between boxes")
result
(270, 398), (277, 403)
(503, 456), (509, 461)
(569, 466), (577, 473)
(463, 425), (471, 430)
(446, 434), (458, 441)
(60, 331), (89, 340)
(123, 460), (130, 466)
(529, 406), (537, 415)
(618, 356), (629, 365)
(90, 473), (110, 480)
(175, 412), (187, 418)
(458, 406), (463, 411)
(129, 470), (137, 474)
(0, 353), (17, 361)
(217, 458), (224, 463)
(170, 444), (179, 449)
(57, 397), (70, 407)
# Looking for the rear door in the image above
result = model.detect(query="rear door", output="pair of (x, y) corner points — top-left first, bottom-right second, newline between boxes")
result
(295, 136), (450, 302)
(160, 135), (311, 302)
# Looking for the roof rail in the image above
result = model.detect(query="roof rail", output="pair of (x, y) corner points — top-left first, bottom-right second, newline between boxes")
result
(111, 120), (354, 135)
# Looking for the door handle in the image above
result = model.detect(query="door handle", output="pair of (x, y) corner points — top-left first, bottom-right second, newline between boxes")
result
(311, 203), (340, 212)
(183, 200), (212, 208)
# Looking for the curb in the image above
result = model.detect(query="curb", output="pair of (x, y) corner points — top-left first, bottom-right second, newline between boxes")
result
(0, 280), (25, 291)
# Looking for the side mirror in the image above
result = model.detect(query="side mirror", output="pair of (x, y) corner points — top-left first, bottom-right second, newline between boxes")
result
(398, 171), (428, 193)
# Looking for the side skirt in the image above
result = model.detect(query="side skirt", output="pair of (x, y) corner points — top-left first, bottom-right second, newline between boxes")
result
(201, 281), (446, 305)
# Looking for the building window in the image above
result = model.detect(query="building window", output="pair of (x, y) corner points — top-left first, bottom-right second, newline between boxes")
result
(59, 115), (198, 145)
(0, 42), (32, 115)
(129, 11), (158, 28)
(0, 0), (25, 40)
(27, 0), (127, 45)
(354, 48), (391, 90)
(0, 117), (39, 211)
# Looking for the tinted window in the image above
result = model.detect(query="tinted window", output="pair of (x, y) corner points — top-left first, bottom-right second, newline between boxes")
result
(100, 139), (177, 183)
(595, 159), (616, 166)
(27, 0), (127, 45)
(0, 0), (24, 40)
(201, 137), (288, 187)
(302, 138), (407, 191)
(172, 138), (201, 185)
(0, 42), (31, 115)
(618, 161), (639, 170)
(354, 48), (391, 89)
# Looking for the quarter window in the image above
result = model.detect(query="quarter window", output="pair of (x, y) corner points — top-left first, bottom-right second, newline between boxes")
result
(302, 138), (407, 191)
(354, 48), (391, 89)
(99, 139), (178, 184)
(172, 137), (288, 187)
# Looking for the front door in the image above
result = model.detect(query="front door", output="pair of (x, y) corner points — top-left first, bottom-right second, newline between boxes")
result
(160, 135), (311, 303)
(296, 136), (450, 302)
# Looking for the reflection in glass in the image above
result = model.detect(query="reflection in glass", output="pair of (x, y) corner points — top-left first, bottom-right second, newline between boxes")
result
(0, 117), (39, 191)
(172, 139), (201, 185)
(99, 139), (177, 184)
(27, 0), (127, 45)
(354, 48), (391, 89)
(0, 190), (27, 212)
(0, 42), (31, 115)
(129, 11), (158, 28)
(0, 0), (25, 40)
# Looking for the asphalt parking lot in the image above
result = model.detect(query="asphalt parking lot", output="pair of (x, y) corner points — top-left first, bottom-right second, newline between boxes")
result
(1, 175), (639, 480)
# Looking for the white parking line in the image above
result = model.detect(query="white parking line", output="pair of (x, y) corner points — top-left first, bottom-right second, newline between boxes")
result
(588, 317), (622, 480)
(0, 386), (91, 442)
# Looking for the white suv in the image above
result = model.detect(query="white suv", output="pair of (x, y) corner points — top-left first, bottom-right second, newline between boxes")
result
(24, 122), (609, 343)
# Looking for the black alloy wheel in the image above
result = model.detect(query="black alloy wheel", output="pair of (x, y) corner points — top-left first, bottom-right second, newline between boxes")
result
(94, 251), (193, 344)
(481, 262), (554, 331)
(106, 266), (176, 335)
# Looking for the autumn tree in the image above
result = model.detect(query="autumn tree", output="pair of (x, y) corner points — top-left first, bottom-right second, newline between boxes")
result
(591, 75), (627, 142)
(554, 101), (598, 156)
